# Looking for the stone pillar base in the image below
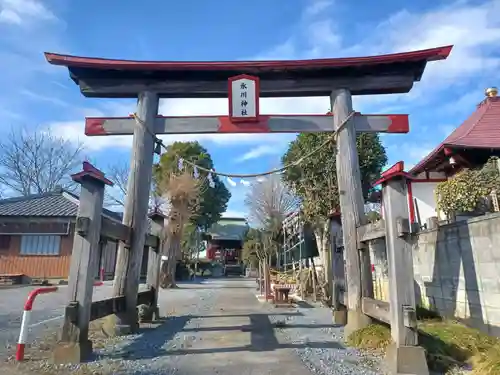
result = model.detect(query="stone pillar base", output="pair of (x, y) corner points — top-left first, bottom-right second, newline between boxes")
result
(151, 305), (161, 321)
(52, 340), (92, 364)
(102, 314), (139, 337)
(344, 309), (372, 338)
(385, 343), (429, 375)
(137, 304), (160, 323)
(332, 305), (348, 325)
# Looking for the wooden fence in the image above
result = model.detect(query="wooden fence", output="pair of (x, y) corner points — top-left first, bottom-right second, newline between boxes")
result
(52, 162), (165, 363)
(330, 169), (428, 374)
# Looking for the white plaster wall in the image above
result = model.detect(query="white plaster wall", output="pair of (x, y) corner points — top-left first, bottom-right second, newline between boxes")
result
(412, 182), (445, 224)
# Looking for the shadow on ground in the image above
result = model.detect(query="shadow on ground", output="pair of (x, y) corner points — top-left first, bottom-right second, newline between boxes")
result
(100, 312), (345, 361)
(293, 301), (315, 309)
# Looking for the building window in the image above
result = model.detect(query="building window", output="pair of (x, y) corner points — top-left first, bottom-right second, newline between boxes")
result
(0, 235), (10, 250)
(20, 235), (61, 256)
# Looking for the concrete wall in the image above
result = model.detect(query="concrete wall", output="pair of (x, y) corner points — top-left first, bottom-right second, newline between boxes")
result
(370, 212), (500, 336)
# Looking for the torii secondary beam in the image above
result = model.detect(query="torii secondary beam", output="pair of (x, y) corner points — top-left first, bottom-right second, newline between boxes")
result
(85, 113), (409, 135)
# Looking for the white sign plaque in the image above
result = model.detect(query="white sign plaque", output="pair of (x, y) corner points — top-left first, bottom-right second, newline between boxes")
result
(228, 74), (260, 122)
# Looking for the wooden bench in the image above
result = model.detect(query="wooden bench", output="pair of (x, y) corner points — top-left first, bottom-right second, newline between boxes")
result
(273, 284), (293, 305)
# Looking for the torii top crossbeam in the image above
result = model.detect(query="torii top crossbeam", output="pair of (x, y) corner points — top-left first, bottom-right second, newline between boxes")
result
(44, 46), (452, 99)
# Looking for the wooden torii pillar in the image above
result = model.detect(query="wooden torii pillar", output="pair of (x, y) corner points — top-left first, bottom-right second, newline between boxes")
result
(44, 45), (452, 336)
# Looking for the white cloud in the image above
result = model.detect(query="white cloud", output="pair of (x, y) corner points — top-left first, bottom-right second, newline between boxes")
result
(0, 105), (23, 120)
(0, 8), (20, 24)
(0, 0), (64, 123)
(49, 120), (134, 151)
(226, 177), (237, 187)
(387, 142), (436, 166)
(366, 1), (500, 84)
(20, 89), (69, 107)
(440, 86), (489, 116)
(256, 0), (500, 112)
(304, 0), (332, 17)
(0, 0), (57, 25)
(237, 144), (283, 162)
(222, 210), (248, 219)
(160, 0), (500, 124)
(161, 96), (331, 116)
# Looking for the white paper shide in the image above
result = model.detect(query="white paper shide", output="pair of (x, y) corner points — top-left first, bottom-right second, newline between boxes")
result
(230, 78), (258, 119)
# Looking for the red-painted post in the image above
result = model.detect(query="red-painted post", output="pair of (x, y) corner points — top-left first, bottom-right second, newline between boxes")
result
(16, 287), (59, 361)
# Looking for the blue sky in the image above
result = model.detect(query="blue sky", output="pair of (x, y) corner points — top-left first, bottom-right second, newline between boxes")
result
(1, 0), (499, 218)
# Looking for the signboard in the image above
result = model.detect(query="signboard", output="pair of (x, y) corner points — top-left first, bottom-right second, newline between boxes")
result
(228, 74), (260, 122)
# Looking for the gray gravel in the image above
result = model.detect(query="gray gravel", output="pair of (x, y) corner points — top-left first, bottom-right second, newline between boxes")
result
(0, 282), (148, 358)
(268, 302), (384, 375)
(1, 278), (385, 374)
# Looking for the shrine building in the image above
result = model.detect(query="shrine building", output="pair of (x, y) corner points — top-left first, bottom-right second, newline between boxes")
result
(375, 87), (500, 227)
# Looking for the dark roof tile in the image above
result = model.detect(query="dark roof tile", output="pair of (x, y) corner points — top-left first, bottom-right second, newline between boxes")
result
(207, 218), (249, 241)
(410, 96), (500, 175)
(0, 192), (77, 217)
(0, 189), (122, 221)
(443, 96), (500, 148)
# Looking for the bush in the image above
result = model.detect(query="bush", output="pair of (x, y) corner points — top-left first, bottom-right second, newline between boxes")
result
(436, 157), (500, 218)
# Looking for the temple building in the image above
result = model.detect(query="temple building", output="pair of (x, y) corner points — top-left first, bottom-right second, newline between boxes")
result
(376, 87), (500, 227)
(204, 217), (249, 274)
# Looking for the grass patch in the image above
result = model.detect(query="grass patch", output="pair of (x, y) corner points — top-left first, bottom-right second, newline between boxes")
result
(346, 323), (391, 351)
(347, 319), (500, 374)
(471, 342), (500, 374)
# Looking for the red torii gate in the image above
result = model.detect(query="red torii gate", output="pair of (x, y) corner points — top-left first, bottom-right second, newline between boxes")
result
(45, 45), (452, 372)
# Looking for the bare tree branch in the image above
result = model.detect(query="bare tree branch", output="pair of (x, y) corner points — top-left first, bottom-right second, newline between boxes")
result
(0, 127), (84, 196)
(104, 160), (166, 211)
(104, 162), (129, 207)
(244, 174), (299, 232)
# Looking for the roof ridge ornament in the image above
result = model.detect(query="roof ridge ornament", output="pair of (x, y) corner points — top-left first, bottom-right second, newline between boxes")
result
(485, 87), (498, 98)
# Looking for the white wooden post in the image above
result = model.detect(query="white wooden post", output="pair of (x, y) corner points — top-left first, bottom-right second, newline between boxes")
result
(382, 174), (428, 375)
(331, 89), (371, 333)
(53, 162), (112, 364)
(109, 91), (159, 335)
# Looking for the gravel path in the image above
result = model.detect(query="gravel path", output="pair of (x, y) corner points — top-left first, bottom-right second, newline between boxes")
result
(0, 282), (147, 358)
(268, 301), (384, 375)
(1, 278), (384, 374)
